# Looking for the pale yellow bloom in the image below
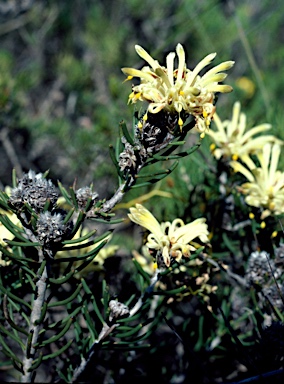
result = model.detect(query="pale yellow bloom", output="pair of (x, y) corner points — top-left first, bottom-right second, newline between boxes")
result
(0, 187), (21, 265)
(122, 44), (234, 131)
(128, 204), (209, 267)
(230, 143), (284, 219)
(207, 101), (282, 162)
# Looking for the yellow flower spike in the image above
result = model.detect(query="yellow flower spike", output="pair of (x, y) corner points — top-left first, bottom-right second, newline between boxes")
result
(128, 204), (210, 268)
(200, 132), (205, 139)
(207, 101), (283, 162)
(260, 221), (266, 229)
(137, 121), (143, 129)
(143, 113), (148, 121)
(249, 212), (255, 220)
(271, 230), (278, 238)
(122, 44), (234, 130)
(231, 143), (284, 218)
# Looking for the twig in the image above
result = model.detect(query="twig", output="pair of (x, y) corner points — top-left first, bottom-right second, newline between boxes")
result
(21, 253), (49, 382)
(71, 269), (160, 382)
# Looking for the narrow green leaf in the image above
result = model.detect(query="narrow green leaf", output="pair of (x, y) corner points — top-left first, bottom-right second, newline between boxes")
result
(63, 207), (75, 224)
(34, 301), (48, 325)
(73, 241), (108, 274)
(132, 258), (151, 284)
(69, 187), (78, 210)
(131, 161), (179, 189)
(37, 259), (47, 276)
(0, 192), (12, 210)
(48, 270), (75, 284)
(57, 182), (72, 206)
(109, 144), (124, 180)
(90, 217), (125, 224)
(4, 239), (40, 247)
(127, 328), (155, 342)
(0, 285), (32, 310)
(0, 212), (25, 232)
(3, 296), (29, 336)
(120, 120), (135, 146)
(0, 323), (25, 349)
(42, 339), (73, 360)
(26, 330), (33, 358)
(28, 353), (43, 372)
(70, 211), (85, 237)
(0, 333), (24, 368)
(61, 228), (97, 245)
(35, 318), (73, 347)
(115, 323), (143, 338)
(46, 306), (82, 328)
(82, 302), (98, 341)
(153, 285), (188, 295)
(81, 279), (105, 324)
(20, 265), (37, 279)
(48, 284), (82, 307)
(57, 368), (69, 383)
(135, 169), (174, 179)
(222, 232), (238, 253)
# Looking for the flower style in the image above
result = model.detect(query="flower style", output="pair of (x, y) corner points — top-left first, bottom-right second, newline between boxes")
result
(230, 143), (284, 219)
(128, 204), (209, 267)
(207, 101), (282, 162)
(122, 44), (234, 132)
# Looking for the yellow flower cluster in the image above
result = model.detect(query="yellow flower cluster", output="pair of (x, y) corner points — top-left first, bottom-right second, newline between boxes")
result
(122, 44), (234, 132)
(0, 187), (21, 267)
(207, 101), (282, 162)
(128, 204), (209, 267)
(230, 143), (284, 219)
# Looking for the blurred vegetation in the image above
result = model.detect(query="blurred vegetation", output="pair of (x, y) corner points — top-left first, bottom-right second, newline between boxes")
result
(0, 0), (284, 383)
